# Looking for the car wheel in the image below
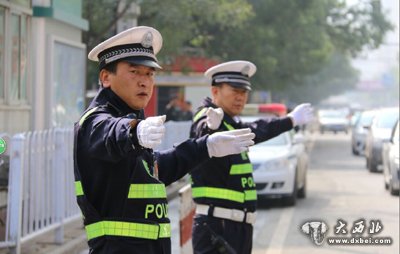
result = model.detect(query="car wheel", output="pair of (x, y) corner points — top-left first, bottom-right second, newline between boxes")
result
(297, 176), (306, 199)
(283, 176), (297, 206)
(352, 146), (359, 156)
(368, 159), (378, 172)
(389, 178), (400, 196)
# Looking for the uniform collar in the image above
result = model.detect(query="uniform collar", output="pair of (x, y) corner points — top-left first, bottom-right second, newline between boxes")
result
(90, 88), (144, 119)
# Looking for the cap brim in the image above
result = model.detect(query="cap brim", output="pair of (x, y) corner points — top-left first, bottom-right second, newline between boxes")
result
(223, 82), (252, 91)
(124, 58), (162, 69)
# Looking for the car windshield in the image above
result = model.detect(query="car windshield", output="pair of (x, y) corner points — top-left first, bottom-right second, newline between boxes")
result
(375, 109), (399, 129)
(358, 111), (376, 126)
(319, 110), (346, 118)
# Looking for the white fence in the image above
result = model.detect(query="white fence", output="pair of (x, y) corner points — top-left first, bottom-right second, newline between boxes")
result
(0, 121), (193, 253)
(1, 128), (80, 254)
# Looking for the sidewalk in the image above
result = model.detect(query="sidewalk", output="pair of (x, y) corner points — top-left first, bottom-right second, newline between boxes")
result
(0, 180), (187, 254)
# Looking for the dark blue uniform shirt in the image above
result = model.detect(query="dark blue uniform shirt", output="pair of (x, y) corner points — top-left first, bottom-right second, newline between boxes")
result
(190, 97), (293, 212)
(74, 88), (210, 254)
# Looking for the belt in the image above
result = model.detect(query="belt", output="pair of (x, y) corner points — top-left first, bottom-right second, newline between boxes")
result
(196, 204), (257, 225)
(85, 221), (171, 240)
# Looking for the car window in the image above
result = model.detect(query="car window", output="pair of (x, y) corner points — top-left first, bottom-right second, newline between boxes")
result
(375, 109), (399, 129)
(319, 110), (346, 118)
(358, 111), (375, 126)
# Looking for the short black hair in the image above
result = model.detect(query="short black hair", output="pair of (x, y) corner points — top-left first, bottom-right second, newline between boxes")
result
(102, 60), (120, 74)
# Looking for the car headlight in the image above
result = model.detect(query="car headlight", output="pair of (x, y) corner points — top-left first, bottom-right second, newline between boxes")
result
(258, 158), (290, 172)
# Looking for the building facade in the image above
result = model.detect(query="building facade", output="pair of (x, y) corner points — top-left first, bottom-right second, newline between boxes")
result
(0, 0), (88, 135)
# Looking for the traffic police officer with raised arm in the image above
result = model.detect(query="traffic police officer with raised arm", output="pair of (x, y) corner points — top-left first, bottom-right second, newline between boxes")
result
(74, 27), (256, 254)
(190, 60), (314, 254)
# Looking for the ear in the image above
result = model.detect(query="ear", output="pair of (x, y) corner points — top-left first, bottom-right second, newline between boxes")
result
(99, 69), (112, 88)
(302, 223), (310, 234)
(211, 86), (219, 98)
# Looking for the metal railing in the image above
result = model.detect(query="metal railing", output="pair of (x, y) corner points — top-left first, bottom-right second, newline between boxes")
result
(0, 121), (193, 253)
(2, 128), (80, 254)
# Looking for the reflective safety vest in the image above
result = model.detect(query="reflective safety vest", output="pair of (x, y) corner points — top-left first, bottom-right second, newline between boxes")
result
(75, 173), (171, 240)
(190, 109), (257, 209)
(74, 106), (171, 242)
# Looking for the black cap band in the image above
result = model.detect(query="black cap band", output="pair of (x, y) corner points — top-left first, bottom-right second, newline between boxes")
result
(98, 43), (158, 70)
(212, 72), (251, 89)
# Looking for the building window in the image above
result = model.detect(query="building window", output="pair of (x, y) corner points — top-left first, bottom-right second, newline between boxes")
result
(10, 13), (28, 103)
(0, 3), (30, 105)
(0, 7), (4, 100)
(52, 40), (85, 127)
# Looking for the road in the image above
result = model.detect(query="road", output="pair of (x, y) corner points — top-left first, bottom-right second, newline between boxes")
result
(169, 132), (399, 254)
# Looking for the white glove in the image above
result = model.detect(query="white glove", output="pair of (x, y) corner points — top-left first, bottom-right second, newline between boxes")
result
(206, 128), (255, 158)
(137, 115), (166, 149)
(206, 107), (224, 130)
(288, 103), (314, 126)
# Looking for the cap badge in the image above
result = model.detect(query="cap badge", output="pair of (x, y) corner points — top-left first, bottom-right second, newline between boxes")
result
(141, 31), (153, 48)
(241, 65), (250, 76)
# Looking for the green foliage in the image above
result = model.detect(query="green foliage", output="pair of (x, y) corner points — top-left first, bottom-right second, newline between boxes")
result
(139, 0), (254, 57)
(82, 0), (139, 89)
(82, 0), (393, 103)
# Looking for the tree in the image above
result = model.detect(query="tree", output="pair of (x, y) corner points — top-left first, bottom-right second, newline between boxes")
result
(82, 0), (393, 103)
(82, 0), (140, 89)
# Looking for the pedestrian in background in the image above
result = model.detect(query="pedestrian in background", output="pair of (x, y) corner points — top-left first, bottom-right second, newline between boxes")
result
(165, 96), (182, 121)
(189, 60), (314, 254)
(181, 101), (194, 121)
(74, 28), (256, 254)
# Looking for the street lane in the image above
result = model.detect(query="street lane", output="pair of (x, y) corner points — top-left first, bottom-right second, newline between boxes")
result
(252, 132), (399, 254)
(169, 131), (399, 254)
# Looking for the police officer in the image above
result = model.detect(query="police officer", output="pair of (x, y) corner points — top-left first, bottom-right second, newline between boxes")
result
(190, 60), (314, 254)
(74, 27), (256, 254)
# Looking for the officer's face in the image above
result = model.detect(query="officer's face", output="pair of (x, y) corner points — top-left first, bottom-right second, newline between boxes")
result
(212, 84), (249, 117)
(101, 62), (155, 110)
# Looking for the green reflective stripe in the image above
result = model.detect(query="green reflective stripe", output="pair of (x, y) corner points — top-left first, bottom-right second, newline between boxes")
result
(158, 223), (171, 238)
(192, 187), (244, 203)
(223, 121), (235, 130)
(79, 107), (99, 126)
(128, 184), (167, 199)
(244, 190), (257, 201)
(142, 160), (151, 176)
(193, 108), (207, 122)
(75, 181), (84, 196)
(85, 221), (171, 240)
(230, 163), (253, 175)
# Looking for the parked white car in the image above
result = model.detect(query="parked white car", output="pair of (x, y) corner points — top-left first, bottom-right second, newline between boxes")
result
(365, 107), (399, 172)
(239, 114), (309, 206)
(382, 120), (399, 195)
